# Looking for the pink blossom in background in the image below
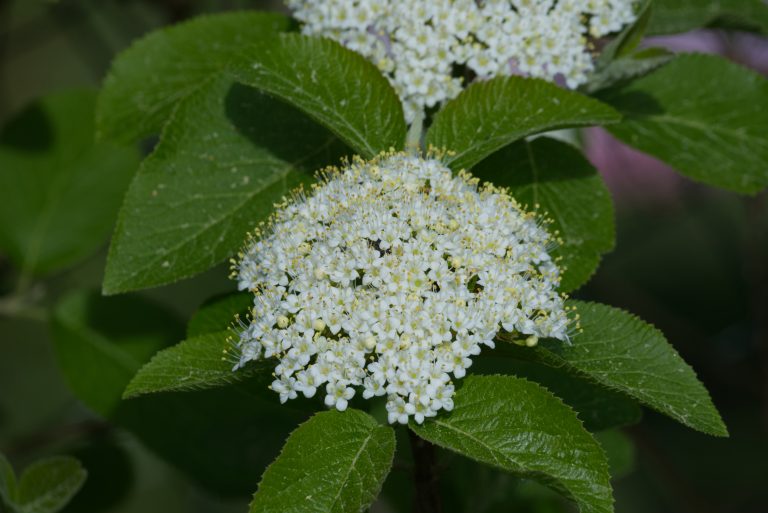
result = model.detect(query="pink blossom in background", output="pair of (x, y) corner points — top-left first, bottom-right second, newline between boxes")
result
(645, 29), (725, 53)
(585, 30), (768, 205)
(585, 128), (685, 204)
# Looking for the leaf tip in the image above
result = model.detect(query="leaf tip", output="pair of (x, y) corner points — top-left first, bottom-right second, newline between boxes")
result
(706, 416), (730, 438)
(121, 380), (143, 400)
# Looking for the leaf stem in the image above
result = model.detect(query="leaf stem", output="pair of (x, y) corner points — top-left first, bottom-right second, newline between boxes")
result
(408, 430), (442, 513)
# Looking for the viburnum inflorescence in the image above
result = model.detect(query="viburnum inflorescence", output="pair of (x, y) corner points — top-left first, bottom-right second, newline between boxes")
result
(234, 153), (573, 424)
(286, 0), (638, 122)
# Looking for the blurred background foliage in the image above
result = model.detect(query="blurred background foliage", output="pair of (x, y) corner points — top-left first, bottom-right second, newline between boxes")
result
(0, 1), (767, 512)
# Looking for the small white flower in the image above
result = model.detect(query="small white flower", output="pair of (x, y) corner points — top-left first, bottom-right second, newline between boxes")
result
(286, 0), (638, 122)
(236, 153), (573, 424)
(387, 396), (410, 424)
(324, 382), (356, 411)
(271, 376), (298, 404)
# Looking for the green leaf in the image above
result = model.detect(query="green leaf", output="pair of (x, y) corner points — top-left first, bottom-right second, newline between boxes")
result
(499, 301), (728, 437)
(187, 292), (252, 337)
(102, 79), (347, 294)
(50, 290), (183, 416)
(411, 375), (613, 513)
(50, 290), (306, 496)
(250, 409), (395, 513)
(648, 0), (768, 35)
(598, 53), (768, 194)
(96, 11), (290, 143)
(0, 452), (17, 505)
(14, 456), (86, 513)
(474, 137), (615, 292)
(425, 76), (620, 171)
(0, 90), (139, 277)
(231, 33), (407, 158)
(124, 330), (266, 398)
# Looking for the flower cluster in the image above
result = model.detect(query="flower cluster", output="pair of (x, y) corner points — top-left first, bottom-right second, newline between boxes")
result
(234, 153), (572, 424)
(286, 0), (638, 122)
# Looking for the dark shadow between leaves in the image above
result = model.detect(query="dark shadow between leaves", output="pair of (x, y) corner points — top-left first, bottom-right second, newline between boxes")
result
(595, 89), (665, 117)
(473, 137), (598, 189)
(224, 82), (350, 174)
(473, 350), (643, 432)
(82, 292), (183, 343)
(114, 374), (309, 497)
(0, 102), (55, 152)
(63, 433), (134, 513)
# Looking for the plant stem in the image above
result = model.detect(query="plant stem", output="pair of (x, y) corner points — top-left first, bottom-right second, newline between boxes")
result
(0, 295), (47, 322)
(406, 110), (425, 155)
(408, 430), (442, 513)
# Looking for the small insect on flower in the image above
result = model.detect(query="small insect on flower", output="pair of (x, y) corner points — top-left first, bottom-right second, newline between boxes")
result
(286, 0), (639, 122)
(235, 153), (573, 424)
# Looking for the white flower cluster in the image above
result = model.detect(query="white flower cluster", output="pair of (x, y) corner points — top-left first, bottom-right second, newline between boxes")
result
(235, 153), (572, 424)
(286, 0), (637, 122)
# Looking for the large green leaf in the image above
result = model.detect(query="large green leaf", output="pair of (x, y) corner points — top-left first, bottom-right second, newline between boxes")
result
(648, 0), (768, 35)
(0, 90), (139, 277)
(50, 290), (306, 496)
(411, 375), (613, 513)
(474, 137), (615, 292)
(425, 76), (620, 171)
(599, 53), (768, 194)
(187, 292), (252, 337)
(498, 301), (728, 437)
(96, 11), (290, 143)
(102, 79), (347, 294)
(231, 33), (407, 158)
(14, 456), (86, 513)
(123, 330), (266, 398)
(250, 409), (395, 513)
(51, 290), (183, 417)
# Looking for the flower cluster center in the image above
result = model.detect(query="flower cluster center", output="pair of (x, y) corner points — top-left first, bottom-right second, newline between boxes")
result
(236, 154), (571, 424)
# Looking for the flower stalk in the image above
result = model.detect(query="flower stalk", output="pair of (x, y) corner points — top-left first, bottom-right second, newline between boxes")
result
(409, 430), (442, 513)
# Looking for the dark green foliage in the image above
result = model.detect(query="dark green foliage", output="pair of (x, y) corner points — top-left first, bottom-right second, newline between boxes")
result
(0, 91), (139, 278)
